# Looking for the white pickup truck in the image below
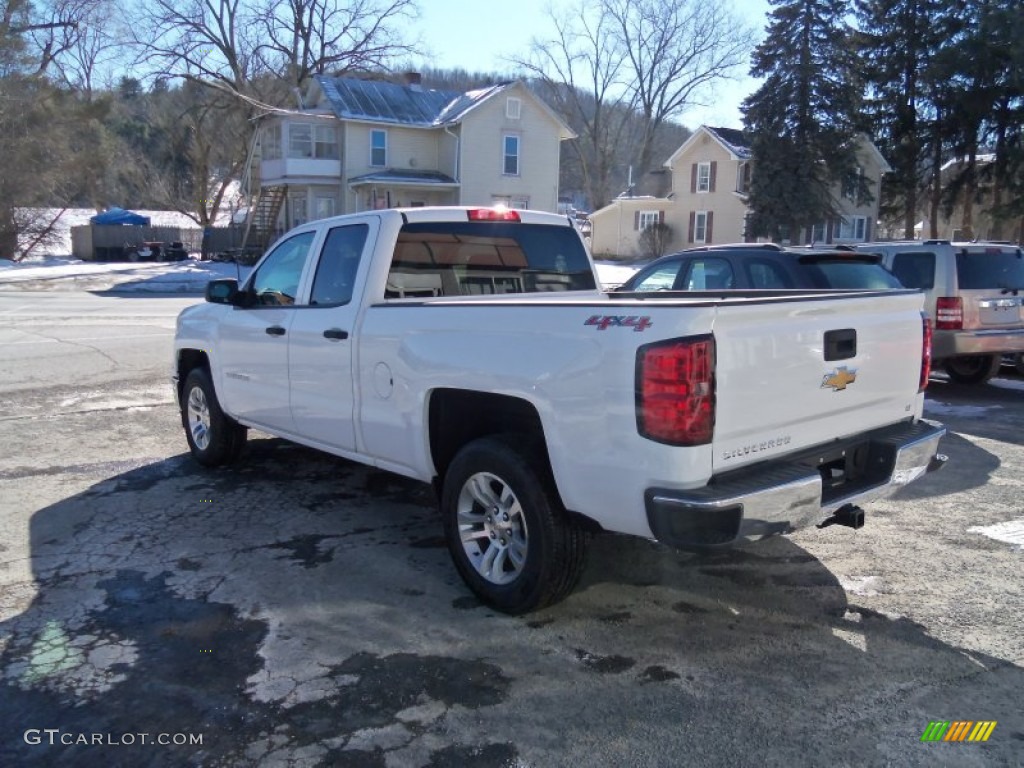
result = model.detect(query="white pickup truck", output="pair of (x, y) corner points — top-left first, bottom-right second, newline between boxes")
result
(173, 207), (946, 614)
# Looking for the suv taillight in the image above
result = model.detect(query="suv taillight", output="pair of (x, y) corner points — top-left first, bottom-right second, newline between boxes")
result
(935, 297), (963, 330)
(920, 313), (932, 392)
(636, 335), (715, 445)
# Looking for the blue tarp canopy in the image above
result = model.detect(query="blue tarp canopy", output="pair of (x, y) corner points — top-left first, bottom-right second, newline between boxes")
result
(90, 207), (151, 226)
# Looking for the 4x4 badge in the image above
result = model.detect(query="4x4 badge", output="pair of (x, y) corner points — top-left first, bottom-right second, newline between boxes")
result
(822, 366), (857, 391)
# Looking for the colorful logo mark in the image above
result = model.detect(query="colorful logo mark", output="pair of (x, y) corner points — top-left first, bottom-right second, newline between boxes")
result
(920, 721), (997, 742)
(821, 366), (857, 391)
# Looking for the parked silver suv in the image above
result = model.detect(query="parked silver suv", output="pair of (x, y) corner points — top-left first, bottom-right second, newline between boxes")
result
(855, 240), (1024, 384)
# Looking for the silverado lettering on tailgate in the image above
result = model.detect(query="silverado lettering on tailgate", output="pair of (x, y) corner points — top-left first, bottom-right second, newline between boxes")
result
(721, 435), (792, 462)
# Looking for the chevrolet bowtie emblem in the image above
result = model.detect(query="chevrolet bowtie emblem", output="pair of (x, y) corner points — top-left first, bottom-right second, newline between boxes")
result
(822, 366), (857, 391)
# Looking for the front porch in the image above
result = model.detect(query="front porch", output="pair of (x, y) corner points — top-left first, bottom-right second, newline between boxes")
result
(347, 170), (460, 211)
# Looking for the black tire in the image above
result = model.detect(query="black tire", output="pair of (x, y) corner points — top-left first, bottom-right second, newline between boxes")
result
(441, 434), (587, 614)
(181, 368), (247, 467)
(943, 354), (1001, 385)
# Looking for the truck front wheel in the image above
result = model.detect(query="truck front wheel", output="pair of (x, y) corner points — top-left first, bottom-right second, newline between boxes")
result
(944, 354), (1000, 384)
(181, 368), (247, 466)
(441, 435), (587, 614)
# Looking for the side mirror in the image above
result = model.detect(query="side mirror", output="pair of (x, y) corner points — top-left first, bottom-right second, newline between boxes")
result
(206, 278), (240, 305)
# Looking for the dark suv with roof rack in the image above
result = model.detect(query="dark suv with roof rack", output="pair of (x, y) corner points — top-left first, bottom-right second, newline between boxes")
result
(612, 243), (903, 294)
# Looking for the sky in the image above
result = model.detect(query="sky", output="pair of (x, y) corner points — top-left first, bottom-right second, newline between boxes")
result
(408, 0), (773, 130)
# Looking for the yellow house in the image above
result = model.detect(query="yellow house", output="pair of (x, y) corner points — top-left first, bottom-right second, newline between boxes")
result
(588, 197), (674, 260)
(252, 74), (575, 241)
(590, 125), (891, 259)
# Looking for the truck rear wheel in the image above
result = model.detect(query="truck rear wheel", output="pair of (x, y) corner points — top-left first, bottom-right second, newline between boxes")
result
(944, 354), (1000, 384)
(181, 368), (247, 466)
(441, 435), (587, 614)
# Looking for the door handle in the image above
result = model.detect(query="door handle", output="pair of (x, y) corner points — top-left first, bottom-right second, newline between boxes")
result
(824, 328), (856, 361)
(323, 328), (349, 340)
(265, 326), (286, 336)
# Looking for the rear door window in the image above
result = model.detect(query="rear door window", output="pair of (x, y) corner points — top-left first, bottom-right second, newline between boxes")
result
(310, 224), (369, 306)
(746, 259), (794, 288)
(891, 252), (936, 289)
(956, 250), (1024, 290)
(388, 222), (595, 297)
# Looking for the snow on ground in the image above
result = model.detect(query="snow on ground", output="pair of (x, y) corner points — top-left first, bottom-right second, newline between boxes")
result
(15, 207), (235, 259)
(967, 518), (1024, 551)
(594, 261), (640, 290)
(0, 256), (251, 293)
(0, 255), (636, 295)
(923, 400), (1002, 418)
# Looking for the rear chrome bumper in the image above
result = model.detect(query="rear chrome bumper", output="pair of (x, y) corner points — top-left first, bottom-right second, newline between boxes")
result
(935, 327), (1024, 359)
(645, 420), (947, 548)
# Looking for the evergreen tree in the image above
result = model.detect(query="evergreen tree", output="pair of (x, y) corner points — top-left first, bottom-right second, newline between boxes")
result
(950, 0), (1024, 241)
(742, 0), (866, 242)
(855, 0), (950, 238)
(984, 0), (1024, 241)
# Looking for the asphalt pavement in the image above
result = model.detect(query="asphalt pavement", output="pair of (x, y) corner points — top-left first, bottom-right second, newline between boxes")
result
(0, 291), (1021, 767)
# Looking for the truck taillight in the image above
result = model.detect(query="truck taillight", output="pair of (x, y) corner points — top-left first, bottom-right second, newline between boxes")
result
(467, 207), (520, 221)
(636, 335), (715, 445)
(935, 297), (962, 330)
(920, 313), (932, 392)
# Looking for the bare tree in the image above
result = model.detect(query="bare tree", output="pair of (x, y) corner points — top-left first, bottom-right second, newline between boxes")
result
(134, 0), (263, 96)
(44, 0), (126, 96)
(515, 1), (636, 210)
(256, 0), (417, 91)
(135, 0), (418, 102)
(516, 0), (753, 209)
(605, 0), (753, 181)
(638, 221), (672, 260)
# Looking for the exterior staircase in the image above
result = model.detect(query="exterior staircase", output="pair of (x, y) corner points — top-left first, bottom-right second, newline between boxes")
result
(242, 185), (286, 254)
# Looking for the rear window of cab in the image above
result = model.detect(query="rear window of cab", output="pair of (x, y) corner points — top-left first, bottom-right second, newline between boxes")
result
(387, 222), (596, 298)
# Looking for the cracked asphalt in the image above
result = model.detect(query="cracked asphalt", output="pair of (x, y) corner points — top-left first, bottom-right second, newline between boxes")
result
(0, 290), (1022, 767)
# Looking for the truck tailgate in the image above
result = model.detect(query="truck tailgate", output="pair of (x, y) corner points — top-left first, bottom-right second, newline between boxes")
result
(710, 291), (925, 473)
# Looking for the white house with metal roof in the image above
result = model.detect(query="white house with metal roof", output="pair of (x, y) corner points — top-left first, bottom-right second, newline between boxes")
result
(248, 73), (575, 245)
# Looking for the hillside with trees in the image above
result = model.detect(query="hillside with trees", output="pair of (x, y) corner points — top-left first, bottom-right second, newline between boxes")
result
(2, 0), (1022, 258)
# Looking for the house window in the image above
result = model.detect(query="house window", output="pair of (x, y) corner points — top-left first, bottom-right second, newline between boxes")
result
(836, 215), (867, 241)
(737, 162), (751, 194)
(694, 211), (708, 243)
(370, 129), (387, 167)
(506, 97), (521, 119)
(290, 193), (308, 227)
(697, 162), (711, 193)
(637, 210), (660, 231)
(314, 125), (338, 159)
(263, 124), (282, 160)
(288, 123), (312, 158)
(314, 197), (335, 220)
(842, 166), (863, 201)
(503, 135), (520, 175)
